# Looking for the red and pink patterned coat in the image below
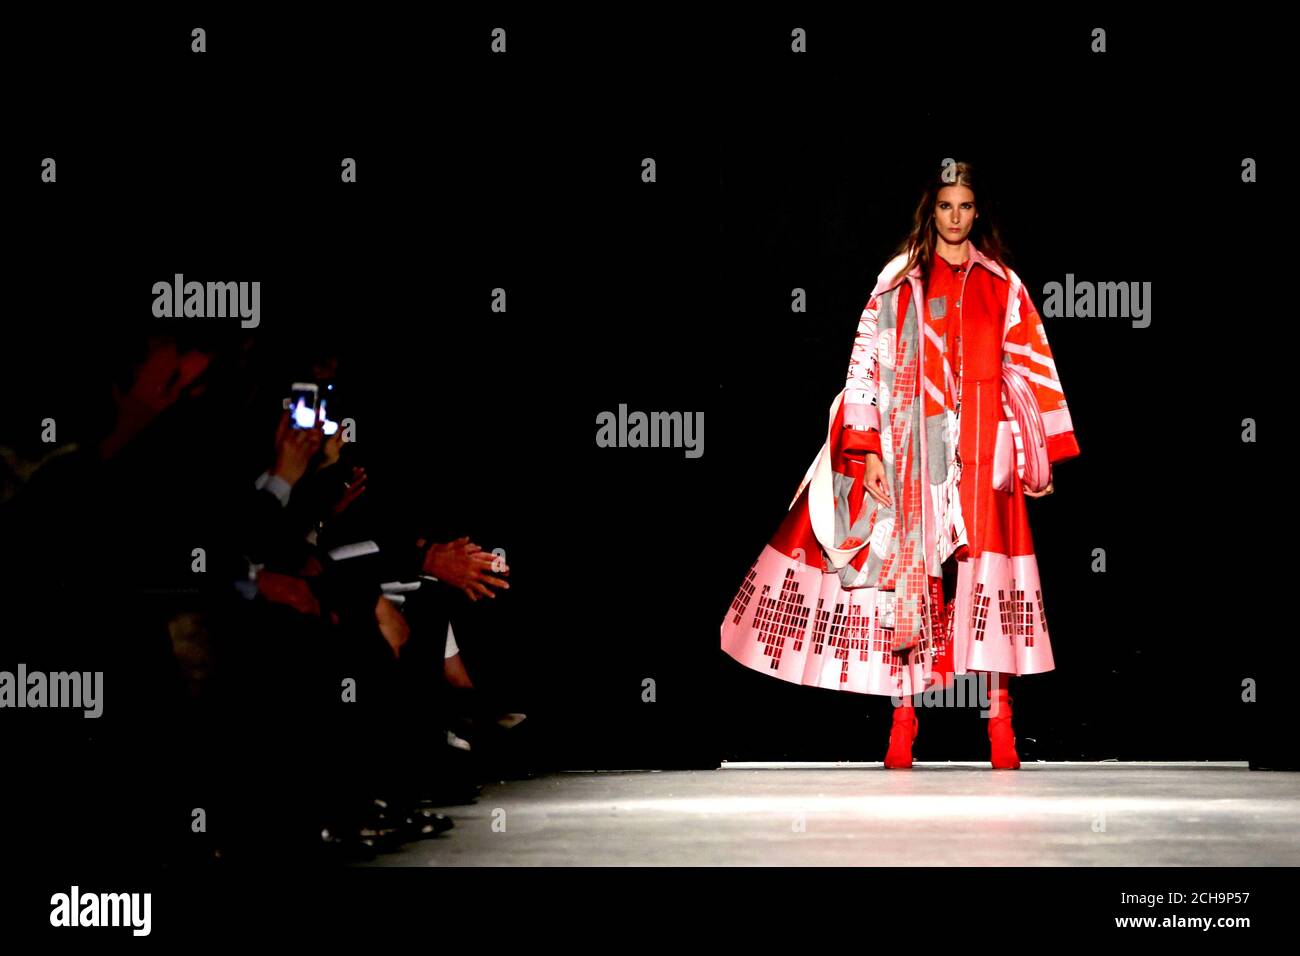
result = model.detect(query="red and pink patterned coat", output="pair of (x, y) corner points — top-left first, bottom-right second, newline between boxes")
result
(721, 243), (1081, 697)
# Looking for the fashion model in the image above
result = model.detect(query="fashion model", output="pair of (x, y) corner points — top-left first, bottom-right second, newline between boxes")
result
(721, 161), (1080, 769)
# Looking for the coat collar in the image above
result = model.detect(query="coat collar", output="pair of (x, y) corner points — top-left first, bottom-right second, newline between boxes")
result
(870, 240), (1008, 298)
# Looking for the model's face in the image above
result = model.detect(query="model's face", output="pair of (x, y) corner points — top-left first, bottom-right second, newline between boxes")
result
(934, 185), (978, 244)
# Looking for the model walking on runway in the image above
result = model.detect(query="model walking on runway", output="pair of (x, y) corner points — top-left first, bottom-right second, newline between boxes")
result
(721, 160), (1080, 769)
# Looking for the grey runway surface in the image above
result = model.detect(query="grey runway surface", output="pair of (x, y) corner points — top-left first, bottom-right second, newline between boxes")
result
(363, 763), (1300, 866)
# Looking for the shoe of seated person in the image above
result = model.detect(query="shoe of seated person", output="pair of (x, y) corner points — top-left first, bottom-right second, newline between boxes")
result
(402, 807), (454, 839)
(316, 825), (379, 863)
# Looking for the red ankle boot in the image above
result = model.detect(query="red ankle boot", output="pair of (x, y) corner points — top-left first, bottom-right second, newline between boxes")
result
(884, 702), (919, 769)
(988, 689), (1021, 770)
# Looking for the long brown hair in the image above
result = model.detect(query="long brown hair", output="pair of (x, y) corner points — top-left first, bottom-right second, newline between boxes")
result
(893, 161), (1010, 286)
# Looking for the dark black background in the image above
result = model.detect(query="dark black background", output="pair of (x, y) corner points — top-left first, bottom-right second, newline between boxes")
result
(0, 11), (1286, 813)
(0, 7), (1293, 944)
(713, 17), (1281, 762)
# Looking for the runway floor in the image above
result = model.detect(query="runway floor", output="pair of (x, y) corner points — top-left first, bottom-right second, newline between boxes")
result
(365, 762), (1300, 866)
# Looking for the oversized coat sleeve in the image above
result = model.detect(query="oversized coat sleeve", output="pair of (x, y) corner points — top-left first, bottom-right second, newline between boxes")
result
(1003, 276), (1081, 465)
(841, 292), (884, 458)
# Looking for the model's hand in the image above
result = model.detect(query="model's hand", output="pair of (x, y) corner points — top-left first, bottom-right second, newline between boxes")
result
(1023, 480), (1054, 498)
(863, 452), (893, 508)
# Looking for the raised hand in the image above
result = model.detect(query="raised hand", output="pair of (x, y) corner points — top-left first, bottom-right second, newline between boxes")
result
(330, 466), (368, 516)
(421, 536), (511, 602)
(100, 339), (213, 458)
(270, 411), (324, 487)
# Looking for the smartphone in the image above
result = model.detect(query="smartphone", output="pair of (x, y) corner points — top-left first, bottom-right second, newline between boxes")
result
(320, 399), (339, 436)
(289, 382), (319, 429)
(319, 382), (339, 435)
